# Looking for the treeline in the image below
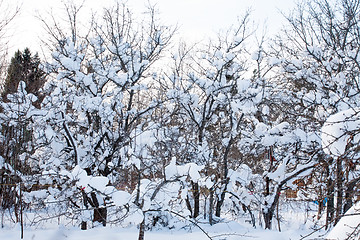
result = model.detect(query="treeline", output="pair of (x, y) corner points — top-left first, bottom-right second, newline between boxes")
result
(1, 0), (360, 237)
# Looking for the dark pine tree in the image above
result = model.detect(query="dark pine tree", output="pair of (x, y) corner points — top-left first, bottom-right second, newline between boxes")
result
(0, 48), (45, 218)
(2, 48), (45, 104)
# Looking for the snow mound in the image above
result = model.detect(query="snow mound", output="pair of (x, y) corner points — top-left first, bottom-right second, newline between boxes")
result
(326, 202), (360, 239)
(165, 158), (203, 181)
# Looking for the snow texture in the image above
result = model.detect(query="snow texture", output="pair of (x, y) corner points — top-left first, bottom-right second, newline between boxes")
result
(326, 201), (360, 239)
(321, 108), (360, 156)
(112, 190), (131, 206)
(165, 158), (203, 181)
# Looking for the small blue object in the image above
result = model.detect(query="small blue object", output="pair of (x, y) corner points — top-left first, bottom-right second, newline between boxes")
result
(313, 198), (327, 205)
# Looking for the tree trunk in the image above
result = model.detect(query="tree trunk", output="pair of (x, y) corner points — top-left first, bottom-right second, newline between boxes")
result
(81, 221), (87, 230)
(91, 192), (107, 226)
(209, 188), (214, 225)
(263, 188), (281, 229)
(335, 157), (343, 225)
(138, 219), (145, 240)
(19, 183), (23, 239)
(93, 208), (107, 226)
(185, 196), (193, 217)
(192, 181), (200, 218)
(215, 183), (227, 217)
(326, 177), (335, 229)
(263, 208), (273, 230)
(215, 137), (232, 218)
(343, 177), (360, 214)
(317, 199), (323, 220)
(265, 177), (270, 196)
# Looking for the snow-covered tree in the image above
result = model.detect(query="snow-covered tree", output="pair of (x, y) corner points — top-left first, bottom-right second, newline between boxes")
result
(154, 12), (273, 226)
(30, 2), (175, 229)
(0, 81), (38, 221)
(269, 0), (360, 228)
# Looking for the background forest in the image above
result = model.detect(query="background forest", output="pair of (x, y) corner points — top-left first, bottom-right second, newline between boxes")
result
(1, 0), (360, 239)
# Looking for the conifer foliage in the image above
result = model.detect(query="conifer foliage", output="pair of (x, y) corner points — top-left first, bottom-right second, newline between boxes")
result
(2, 48), (45, 101)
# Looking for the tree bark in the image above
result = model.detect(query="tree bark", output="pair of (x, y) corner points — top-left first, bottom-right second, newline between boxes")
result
(91, 192), (107, 226)
(209, 188), (214, 225)
(81, 221), (87, 230)
(326, 177), (335, 229)
(185, 196), (193, 217)
(265, 176), (270, 196)
(192, 181), (200, 218)
(335, 157), (343, 225)
(215, 184), (227, 217)
(317, 199), (323, 220)
(343, 176), (360, 214)
(215, 137), (233, 217)
(138, 219), (145, 240)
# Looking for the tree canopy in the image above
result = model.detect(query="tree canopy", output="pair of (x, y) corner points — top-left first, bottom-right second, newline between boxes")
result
(1, 0), (360, 239)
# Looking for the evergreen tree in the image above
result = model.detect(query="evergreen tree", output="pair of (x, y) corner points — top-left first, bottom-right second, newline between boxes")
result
(2, 48), (45, 103)
(0, 48), (45, 217)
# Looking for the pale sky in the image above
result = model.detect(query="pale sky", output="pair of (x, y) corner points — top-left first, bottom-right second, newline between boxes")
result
(5, 0), (297, 55)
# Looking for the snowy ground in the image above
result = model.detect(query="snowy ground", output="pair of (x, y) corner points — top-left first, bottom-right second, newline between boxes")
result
(0, 201), (348, 240)
(0, 223), (315, 240)
(0, 212), (335, 240)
